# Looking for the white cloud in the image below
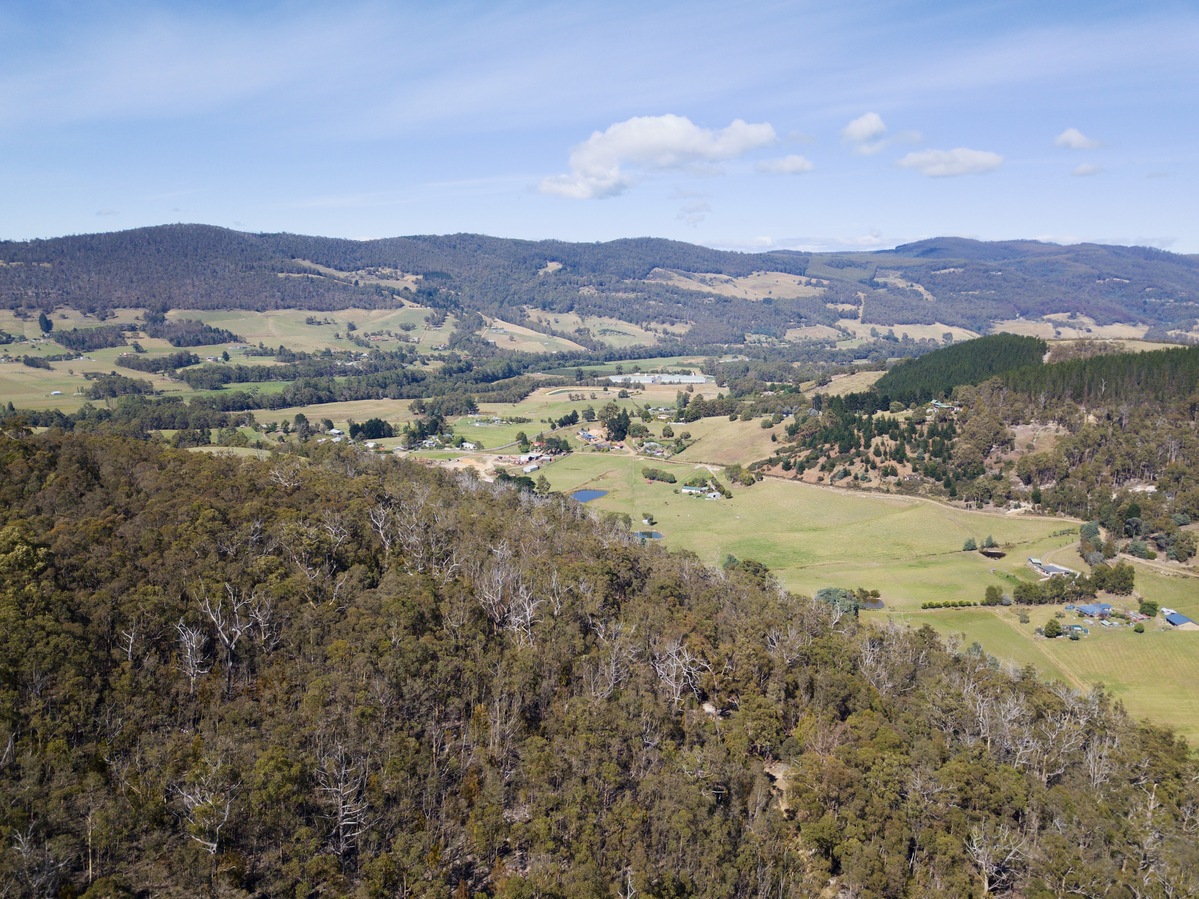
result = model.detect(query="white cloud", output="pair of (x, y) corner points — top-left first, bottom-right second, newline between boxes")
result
(755, 154), (814, 175)
(540, 114), (777, 200)
(842, 112), (889, 155)
(1055, 127), (1100, 150)
(897, 148), (1003, 177)
(1073, 163), (1103, 177)
(843, 112), (886, 143)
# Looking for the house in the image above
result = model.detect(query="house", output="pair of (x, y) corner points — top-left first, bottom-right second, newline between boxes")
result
(1076, 602), (1112, 619)
(681, 486), (704, 496)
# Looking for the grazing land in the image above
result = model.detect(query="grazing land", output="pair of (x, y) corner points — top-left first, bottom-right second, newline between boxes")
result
(916, 597), (1199, 745)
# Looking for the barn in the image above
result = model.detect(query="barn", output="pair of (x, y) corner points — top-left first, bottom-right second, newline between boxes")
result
(1165, 611), (1197, 628)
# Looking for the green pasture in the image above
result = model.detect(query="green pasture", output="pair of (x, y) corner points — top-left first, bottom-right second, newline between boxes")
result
(914, 605), (1199, 745)
(540, 453), (1074, 601)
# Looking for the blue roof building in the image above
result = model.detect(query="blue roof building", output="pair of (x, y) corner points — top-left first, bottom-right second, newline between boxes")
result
(1076, 603), (1112, 618)
(1165, 612), (1195, 627)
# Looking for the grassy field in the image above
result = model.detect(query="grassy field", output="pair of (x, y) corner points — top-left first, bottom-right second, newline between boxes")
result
(540, 355), (717, 377)
(485, 318), (585, 354)
(671, 414), (781, 466)
(168, 307), (446, 353)
(913, 604), (1199, 745)
(834, 319), (979, 343)
(648, 269), (825, 301)
(522, 309), (670, 349)
(805, 369), (887, 396)
(540, 453), (1072, 601)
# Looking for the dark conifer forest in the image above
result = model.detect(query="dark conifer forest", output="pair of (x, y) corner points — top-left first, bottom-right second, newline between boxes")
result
(2, 432), (1198, 897)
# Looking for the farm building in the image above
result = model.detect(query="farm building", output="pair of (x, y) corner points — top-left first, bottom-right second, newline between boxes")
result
(1029, 558), (1078, 578)
(1076, 603), (1113, 619)
(1165, 612), (1197, 628)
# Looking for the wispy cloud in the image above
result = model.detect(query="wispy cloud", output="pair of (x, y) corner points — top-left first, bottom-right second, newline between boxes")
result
(540, 115), (776, 200)
(755, 154), (814, 175)
(897, 148), (1003, 177)
(1072, 163), (1103, 177)
(1055, 127), (1101, 150)
(677, 201), (711, 227)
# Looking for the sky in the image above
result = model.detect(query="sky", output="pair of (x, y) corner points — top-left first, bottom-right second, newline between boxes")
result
(2, 0), (1197, 254)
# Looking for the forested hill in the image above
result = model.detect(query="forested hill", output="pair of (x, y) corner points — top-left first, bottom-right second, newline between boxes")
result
(2, 432), (1198, 896)
(873, 333), (1047, 405)
(3, 225), (1199, 337)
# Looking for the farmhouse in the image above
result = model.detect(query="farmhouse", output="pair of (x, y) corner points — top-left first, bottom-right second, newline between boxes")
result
(1076, 602), (1112, 619)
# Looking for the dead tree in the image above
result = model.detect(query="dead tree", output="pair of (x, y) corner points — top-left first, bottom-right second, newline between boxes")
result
(316, 745), (371, 869)
(173, 760), (238, 855)
(175, 620), (211, 695)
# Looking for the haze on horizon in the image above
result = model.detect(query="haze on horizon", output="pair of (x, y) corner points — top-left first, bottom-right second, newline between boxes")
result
(1, 0), (1196, 254)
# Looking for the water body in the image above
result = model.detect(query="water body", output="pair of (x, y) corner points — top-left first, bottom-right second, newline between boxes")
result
(635, 531), (664, 540)
(570, 489), (608, 503)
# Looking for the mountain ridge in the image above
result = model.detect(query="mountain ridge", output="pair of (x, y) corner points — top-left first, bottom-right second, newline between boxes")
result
(3, 225), (1199, 340)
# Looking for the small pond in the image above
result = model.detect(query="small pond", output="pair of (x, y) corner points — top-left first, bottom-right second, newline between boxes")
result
(570, 489), (609, 503)
(634, 531), (664, 540)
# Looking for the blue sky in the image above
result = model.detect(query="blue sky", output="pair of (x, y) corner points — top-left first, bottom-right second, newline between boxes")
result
(2, 1), (1196, 253)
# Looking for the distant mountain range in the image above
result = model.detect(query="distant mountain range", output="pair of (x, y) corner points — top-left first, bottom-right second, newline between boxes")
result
(3, 225), (1198, 344)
